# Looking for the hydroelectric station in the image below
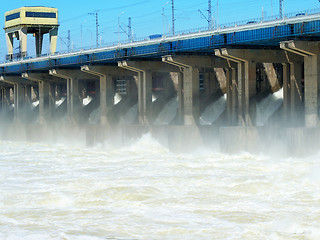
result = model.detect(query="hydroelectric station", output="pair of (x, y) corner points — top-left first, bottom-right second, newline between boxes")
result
(1, 6), (320, 155)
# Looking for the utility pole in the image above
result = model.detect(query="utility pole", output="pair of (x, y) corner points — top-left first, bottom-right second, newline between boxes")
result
(208, 0), (213, 29)
(162, 7), (165, 35)
(279, 0), (283, 19)
(171, 0), (175, 35)
(67, 30), (71, 52)
(128, 17), (132, 41)
(89, 11), (99, 48)
(216, 0), (219, 28)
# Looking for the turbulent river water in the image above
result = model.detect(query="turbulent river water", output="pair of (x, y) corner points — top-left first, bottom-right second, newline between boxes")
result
(1, 134), (320, 240)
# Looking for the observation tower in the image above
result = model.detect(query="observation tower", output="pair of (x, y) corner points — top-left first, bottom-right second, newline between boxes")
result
(4, 7), (59, 59)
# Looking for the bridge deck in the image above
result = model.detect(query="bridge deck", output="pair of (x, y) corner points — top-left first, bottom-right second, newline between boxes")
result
(1, 11), (320, 75)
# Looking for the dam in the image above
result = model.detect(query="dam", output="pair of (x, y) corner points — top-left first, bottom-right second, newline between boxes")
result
(1, 6), (320, 155)
(2, 3), (320, 239)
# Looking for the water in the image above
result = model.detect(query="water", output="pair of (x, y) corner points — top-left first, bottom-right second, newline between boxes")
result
(256, 89), (283, 126)
(200, 95), (227, 125)
(154, 97), (178, 125)
(1, 135), (320, 240)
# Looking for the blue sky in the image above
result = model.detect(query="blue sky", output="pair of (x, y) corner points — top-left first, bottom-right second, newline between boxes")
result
(0, 0), (319, 58)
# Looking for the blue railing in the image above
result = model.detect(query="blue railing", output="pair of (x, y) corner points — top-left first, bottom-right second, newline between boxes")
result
(1, 8), (320, 74)
(3, 7), (320, 64)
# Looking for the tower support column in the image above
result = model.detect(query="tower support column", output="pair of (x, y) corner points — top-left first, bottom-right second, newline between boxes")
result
(19, 27), (28, 58)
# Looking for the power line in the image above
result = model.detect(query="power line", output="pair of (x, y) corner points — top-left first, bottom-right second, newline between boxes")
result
(60, 0), (150, 23)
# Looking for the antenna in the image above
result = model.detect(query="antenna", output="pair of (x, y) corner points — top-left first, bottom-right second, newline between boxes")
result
(88, 10), (99, 48)
(279, 0), (283, 19)
(171, 0), (175, 35)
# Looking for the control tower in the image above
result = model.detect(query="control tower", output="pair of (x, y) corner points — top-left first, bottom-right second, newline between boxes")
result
(4, 7), (59, 59)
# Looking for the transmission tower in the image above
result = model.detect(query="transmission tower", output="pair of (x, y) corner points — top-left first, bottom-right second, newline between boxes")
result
(279, 0), (283, 18)
(89, 11), (99, 48)
(128, 17), (132, 41)
(171, 0), (175, 35)
(67, 30), (71, 52)
(208, 0), (213, 29)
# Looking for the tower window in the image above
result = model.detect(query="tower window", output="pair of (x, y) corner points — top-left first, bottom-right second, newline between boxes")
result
(26, 12), (56, 18)
(6, 13), (20, 21)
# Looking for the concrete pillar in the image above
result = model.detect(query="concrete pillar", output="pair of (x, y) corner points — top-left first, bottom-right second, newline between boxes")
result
(35, 33), (44, 56)
(214, 48), (296, 126)
(263, 63), (281, 92)
(19, 27), (28, 57)
(0, 87), (3, 115)
(39, 81), (51, 123)
(69, 77), (80, 122)
(231, 68), (238, 125)
(49, 28), (58, 55)
(282, 63), (291, 123)
(0, 76), (30, 123)
(280, 41), (320, 127)
(237, 62), (245, 125)
(49, 83), (56, 118)
(304, 54), (320, 127)
(14, 83), (24, 122)
(81, 65), (136, 126)
(49, 69), (83, 124)
(170, 72), (184, 124)
(225, 68), (232, 124)
(214, 68), (227, 93)
(245, 60), (257, 126)
(24, 85), (32, 105)
(118, 62), (154, 125)
(143, 70), (152, 124)
(235, 61), (257, 126)
(133, 70), (152, 125)
(5, 32), (13, 57)
(2, 87), (12, 119)
(22, 73), (56, 124)
(162, 55), (229, 125)
(183, 67), (200, 125)
(100, 74), (114, 126)
(225, 68), (238, 125)
(290, 62), (303, 121)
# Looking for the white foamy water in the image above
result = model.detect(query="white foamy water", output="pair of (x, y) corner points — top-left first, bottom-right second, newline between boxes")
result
(200, 95), (227, 125)
(1, 135), (320, 240)
(154, 97), (178, 125)
(256, 89), (283, 126)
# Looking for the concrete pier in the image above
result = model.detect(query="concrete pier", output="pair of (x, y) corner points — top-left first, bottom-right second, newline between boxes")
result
(22, 73), (57, 124)
(0, 42), (319, 156)
(49, 69), (91, 125)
